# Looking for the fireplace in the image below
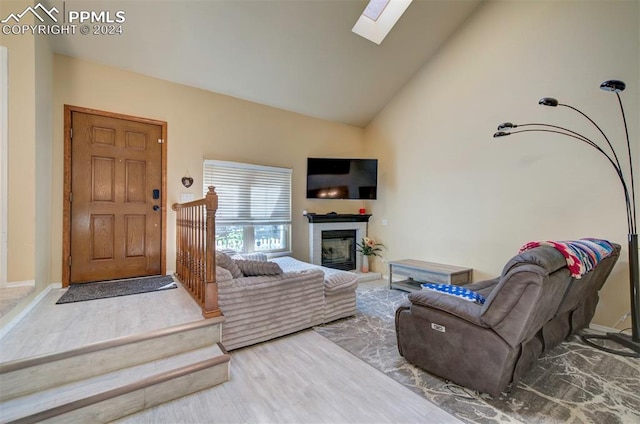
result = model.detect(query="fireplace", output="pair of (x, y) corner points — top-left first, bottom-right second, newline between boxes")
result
(306, 213), (371, 271)
(321, 230), (356, 271)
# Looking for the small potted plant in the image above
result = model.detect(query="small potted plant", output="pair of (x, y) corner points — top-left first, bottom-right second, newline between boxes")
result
(356, 237), (384, 273)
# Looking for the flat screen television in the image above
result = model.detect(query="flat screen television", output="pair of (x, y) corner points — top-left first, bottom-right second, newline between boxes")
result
(306, 158), (378, 199)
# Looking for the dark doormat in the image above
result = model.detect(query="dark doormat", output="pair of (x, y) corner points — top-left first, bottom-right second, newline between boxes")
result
(56, 275), (177, 304)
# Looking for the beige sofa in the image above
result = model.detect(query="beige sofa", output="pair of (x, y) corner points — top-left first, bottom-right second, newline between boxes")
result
(216, 254), (358, 350)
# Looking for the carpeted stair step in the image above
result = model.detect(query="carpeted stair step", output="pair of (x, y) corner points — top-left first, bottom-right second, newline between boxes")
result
(0, 343), (230, 423)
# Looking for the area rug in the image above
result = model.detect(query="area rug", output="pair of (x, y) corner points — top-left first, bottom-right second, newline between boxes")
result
(314, 287), (640, 424)
(56, 275), (177, 304)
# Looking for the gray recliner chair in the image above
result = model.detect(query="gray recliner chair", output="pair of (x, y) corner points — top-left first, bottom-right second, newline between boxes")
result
(395, 243), (620, 396)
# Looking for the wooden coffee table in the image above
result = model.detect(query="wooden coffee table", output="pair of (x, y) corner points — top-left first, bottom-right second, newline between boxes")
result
(389, 259), (472, 292)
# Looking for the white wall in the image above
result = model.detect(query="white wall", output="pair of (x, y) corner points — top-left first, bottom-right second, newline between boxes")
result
(366, 0), (639, 328)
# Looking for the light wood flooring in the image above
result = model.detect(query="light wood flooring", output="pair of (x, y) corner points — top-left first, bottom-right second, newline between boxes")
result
(1, 277), (462, 423)
(115, 329), (461, 424)
(0, 281), (203, 362)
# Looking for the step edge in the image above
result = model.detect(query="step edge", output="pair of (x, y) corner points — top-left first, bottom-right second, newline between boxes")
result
(9, 346), (230, 424)
(0, 344), (225, 417)
(0, 316), (225, 374)
(0, 323), (224, 403)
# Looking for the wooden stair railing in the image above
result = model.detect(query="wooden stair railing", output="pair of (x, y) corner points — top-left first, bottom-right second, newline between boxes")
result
(172, 186), (222, 318)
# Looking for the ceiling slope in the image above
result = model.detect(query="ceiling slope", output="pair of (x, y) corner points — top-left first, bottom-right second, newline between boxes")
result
(47, 0), (483, 127)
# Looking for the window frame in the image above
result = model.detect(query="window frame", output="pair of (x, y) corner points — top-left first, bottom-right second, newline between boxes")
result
(203, 159), (292, 255)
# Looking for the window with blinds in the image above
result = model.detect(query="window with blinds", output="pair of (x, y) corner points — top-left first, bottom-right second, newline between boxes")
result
(203, 160), (292, 254)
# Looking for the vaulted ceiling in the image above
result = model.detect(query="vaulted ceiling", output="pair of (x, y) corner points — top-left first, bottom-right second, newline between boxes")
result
(48, 0), (483, 127)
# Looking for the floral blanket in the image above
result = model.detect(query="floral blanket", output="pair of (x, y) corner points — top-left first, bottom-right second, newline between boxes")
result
(519, 238), (614, 278)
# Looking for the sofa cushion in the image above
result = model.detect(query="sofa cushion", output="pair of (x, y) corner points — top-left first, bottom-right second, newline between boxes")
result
(238, 252), (268, 261)
(220, 249), (269, 262)
(216, 251), (243, 278)
(271, 256), (358, 294)
(235, 259), (283, 276)
(219, 248), (241, 258)
(421, 283), (486, 305)
(216, 266), (234, 282)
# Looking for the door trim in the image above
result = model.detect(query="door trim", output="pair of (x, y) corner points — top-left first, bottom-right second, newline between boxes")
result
(63, 105), (168, 287)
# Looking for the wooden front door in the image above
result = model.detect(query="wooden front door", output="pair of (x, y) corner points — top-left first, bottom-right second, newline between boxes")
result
(66, 108), (166, 284)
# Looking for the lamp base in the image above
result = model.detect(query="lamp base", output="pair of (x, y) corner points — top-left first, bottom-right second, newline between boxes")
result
(580, 332), (640, 358)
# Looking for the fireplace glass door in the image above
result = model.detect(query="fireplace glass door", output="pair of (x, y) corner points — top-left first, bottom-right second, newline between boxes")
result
(321, 230), (356, 271)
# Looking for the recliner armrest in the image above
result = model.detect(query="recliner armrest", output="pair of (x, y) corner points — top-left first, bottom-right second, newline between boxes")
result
(408, 290), (488, 328)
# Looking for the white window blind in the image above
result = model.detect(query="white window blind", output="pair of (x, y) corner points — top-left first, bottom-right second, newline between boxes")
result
(203, 160), (292, 225)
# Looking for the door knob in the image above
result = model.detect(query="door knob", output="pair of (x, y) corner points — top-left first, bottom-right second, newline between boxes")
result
(153, 205), (161, 211)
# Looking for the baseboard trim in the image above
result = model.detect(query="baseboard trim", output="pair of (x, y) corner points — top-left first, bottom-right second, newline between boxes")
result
(0, 282), (60, 341)
(0, 279), (35, 289)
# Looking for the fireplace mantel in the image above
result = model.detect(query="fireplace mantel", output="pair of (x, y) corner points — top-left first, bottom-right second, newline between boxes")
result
(305, 213), (371, 223)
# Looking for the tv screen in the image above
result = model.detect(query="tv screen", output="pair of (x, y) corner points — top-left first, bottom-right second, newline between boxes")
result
(306, 158), (378, 199)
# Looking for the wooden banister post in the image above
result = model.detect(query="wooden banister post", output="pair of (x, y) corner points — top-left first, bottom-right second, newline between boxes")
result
(171, 187), (222, 319)
(203, 186), (222, 318)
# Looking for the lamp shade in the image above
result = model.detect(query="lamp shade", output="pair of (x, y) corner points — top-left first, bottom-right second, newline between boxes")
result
(539, 97), (559, 107)
(600, 80), (626, 93)
(497, 122), (516, 130)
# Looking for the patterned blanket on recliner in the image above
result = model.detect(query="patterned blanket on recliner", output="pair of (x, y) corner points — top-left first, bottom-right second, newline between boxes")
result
(519, 238), (614, 278)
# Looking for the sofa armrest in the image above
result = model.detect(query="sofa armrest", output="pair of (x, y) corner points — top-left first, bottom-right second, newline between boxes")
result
(216, 266), (234, 283)
(408, 290), (488, 328)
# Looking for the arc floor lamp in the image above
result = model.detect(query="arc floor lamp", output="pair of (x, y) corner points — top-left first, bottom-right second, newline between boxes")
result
(494, 79), (639, 358)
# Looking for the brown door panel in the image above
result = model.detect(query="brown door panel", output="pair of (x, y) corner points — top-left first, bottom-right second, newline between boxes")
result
(70, 111), (162, 283)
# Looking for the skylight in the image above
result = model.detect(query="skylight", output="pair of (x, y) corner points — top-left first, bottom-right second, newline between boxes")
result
(362, 0), (390, 21)
(352, 0), (413, 45)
